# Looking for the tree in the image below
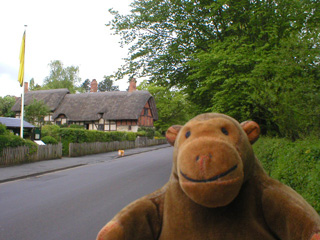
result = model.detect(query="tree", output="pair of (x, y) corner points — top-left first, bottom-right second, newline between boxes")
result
(42, 60), (81, 93)
(29, 78), (42, 91)
(80, 79), (91, 92)
(109, 0), (320, 139)
(0, 96), (16, 117)
(138, 81), (196, 133)
(98, 75), (119, 92)
(25, 99), (50, 127)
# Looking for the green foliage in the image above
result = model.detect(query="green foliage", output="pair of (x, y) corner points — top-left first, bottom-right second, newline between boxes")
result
(138, 81), (197, 133)
(42, 60), (81, 93)
(0, 95), (16, 117)
(138, 127), (155, 139)
(58, 128), (138, 155)
(41, 136), (59, 145)
(29, 78), (42, 91)
(25, 99), (50, 126)
(41, 125), (61, 141)
(24, 140), (38, 155)
(254, 137), (320, 213)
(109, 0), (320, 139)
(0, 133), (29, 153)
(0, 123), (8, 135)
(80, 79), (91, 92)
(98, 75), (119, 92)
(69, 124), (85, 129)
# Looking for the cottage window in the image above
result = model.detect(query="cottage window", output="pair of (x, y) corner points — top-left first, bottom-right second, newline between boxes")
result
(144, 108), (148, 116)
(56, 121), (61, 126)
(98, 124), (104, 131)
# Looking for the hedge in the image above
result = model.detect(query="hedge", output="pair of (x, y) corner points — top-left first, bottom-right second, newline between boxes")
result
(58, 128), (138, 155)
(0, 134), (37, 155)
(41, 136), (59, 145)
(253, 137), (320, 214)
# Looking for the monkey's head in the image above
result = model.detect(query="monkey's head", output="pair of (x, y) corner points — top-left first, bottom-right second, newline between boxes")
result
(166, 113), (260, 208)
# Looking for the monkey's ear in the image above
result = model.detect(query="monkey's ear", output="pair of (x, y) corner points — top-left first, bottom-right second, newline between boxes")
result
(166, 125), (182, 146)
(241, 121), (260, 144)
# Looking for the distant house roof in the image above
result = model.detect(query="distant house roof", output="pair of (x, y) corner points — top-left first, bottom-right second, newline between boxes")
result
(52, 90), (158, 121)
(0, 117), (35, 129)
(11, 88), (70, 112)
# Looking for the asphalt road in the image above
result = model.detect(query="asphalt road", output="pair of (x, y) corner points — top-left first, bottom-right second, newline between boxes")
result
(0, 147), (173, 240)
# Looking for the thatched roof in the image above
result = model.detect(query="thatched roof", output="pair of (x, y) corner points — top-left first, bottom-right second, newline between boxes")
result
(11, 89), (70, 112)
(52, 91), (158, 121)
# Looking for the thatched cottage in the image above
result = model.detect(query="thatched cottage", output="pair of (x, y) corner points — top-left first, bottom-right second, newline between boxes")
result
(12, 79), (158, 132)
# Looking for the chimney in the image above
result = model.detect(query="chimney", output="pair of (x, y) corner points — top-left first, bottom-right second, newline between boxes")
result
(128, 78), (136, 92)
(24, 82), (28, 93)
(90, 79), (98, 92)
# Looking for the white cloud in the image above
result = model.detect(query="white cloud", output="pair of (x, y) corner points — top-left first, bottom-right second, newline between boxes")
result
(0, 0), (136, 97)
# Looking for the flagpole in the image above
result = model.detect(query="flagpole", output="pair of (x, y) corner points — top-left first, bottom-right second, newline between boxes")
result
(19, 25), (27, 138)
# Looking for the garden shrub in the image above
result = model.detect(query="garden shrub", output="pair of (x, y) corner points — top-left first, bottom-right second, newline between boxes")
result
(59, 128), (138, 155)
(41, 136), (59, 145)
(24, 140), (38, 155)
(42, 125), (61, 141)
(0, 123), (8, 135)
(138, 127), (155, 139)
(254, 137), (320, 214)
(69, 124), (85, 129)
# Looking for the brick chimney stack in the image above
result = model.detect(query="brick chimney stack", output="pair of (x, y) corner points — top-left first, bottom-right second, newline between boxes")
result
(128, 78), (136, 92)
(24, 82), (28, 93)
(90, 79), (98, 92)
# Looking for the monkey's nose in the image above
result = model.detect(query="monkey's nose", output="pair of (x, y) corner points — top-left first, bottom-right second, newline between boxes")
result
(196, 153), (213, 162)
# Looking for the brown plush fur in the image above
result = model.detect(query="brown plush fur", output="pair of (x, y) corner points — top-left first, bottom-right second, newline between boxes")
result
(97, 113), (320, 240)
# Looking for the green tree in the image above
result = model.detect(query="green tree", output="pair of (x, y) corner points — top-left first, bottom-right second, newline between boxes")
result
(80, 79), (91, 92)
(109, 0), (320, 139)
(25, 99), (50, 127)
(29, 78), (42, 91)
(42, 60), (81, 93)
(138, 81), (196, 133)
(98, 75), (119, 92)
(0, 96), (16, 117)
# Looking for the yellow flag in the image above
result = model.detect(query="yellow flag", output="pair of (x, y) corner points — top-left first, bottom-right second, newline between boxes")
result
(18, 31), (26, 87)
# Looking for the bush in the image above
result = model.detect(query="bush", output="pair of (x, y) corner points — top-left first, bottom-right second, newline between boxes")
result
(42, 125), (61, 141)
(24, 140), (38, 155)
(59, 128), (138, 155)
(42, 136), (59, 145)
(0, 124), (8, 135)
(0, 134), (33, 153)
(253, 137), (320, 214)
(138, 127), (155, 139)
(69, 124), (85, 129)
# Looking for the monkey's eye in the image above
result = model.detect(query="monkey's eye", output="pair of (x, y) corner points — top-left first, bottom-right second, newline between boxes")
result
(221, 127), (229, 135)
(185, 131), (191, 138)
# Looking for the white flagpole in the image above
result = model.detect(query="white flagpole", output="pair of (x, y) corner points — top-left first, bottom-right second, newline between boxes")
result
(20, 25), (27, 138)
(20, 84), (25, 138)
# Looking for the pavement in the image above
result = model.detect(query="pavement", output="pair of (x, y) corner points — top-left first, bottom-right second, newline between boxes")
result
(0, 143), (171, 184)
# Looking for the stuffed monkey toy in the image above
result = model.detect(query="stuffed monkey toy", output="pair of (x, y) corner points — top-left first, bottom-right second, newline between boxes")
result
(97, 113), (320, 240)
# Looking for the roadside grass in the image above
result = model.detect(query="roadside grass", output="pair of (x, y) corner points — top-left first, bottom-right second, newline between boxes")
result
(254, 136), (320, 214)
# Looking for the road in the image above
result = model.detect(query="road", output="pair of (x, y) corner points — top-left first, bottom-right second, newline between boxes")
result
(0, 147), (173, 240)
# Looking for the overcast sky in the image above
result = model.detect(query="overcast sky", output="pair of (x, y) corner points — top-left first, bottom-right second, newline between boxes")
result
(0, 0), (135, 97)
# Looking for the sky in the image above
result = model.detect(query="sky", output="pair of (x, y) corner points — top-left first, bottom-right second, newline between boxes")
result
(0, 0), (135, 97)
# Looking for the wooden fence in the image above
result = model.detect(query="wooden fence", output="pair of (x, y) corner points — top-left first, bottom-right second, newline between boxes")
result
(0, 143), (62, 166)
(69, 138), (168, 157)
(0, 138), (168, 165)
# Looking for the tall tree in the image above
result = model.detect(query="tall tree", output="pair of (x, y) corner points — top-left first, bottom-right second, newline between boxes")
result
(42, 60), (81, 93)
(0, 96), (16, 117)
(29, 78), (42, 91)
(98, 75), (119, 92)
(25, 99), (50, 127)
(138, 81), (196, 133)
(109, 0), (320, 139)
(80, 79), (91, 92)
